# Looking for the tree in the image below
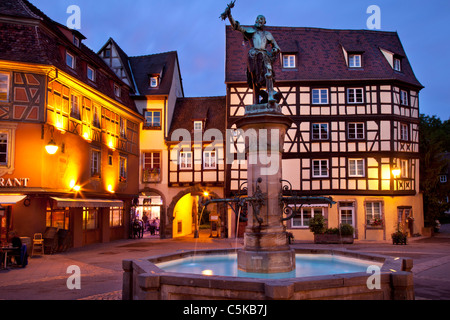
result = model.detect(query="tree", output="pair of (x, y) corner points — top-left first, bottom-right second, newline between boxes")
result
(419, 114), (450, 226)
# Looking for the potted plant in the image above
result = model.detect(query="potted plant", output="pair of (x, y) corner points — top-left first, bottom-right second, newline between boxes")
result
(392, 231), (408, 245)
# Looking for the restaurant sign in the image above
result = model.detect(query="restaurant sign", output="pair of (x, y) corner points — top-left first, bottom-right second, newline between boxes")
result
(0, 178), (30, 187)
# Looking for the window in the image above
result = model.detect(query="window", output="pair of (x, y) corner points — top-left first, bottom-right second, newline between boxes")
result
(282, 54), (296, 68)
(83, 208), (99, 230)
(104, 49), (111, 58)
(349, 54), (362, 68)
(366, 202), (382, 225)
(312, 89), (328, 104)
(440, 175), (448, 183)
(0, 72), (10, 102)
(46, 206), (70, 230)
(179, 151), (192, 170)
(347, 88), (364, 104)
(143, 152), (161, 182)
(119, 156), (127, 182)
(400, 123), (409, 141)
(0, 134), (8, 165)
(110, 207), (124, 227)
(70, 94), (80, 119)
(312, 160), (329, 178)
(312, 123), (329, 140)
(349, 159), (365, 177)
(66, 52), (75, 69)
(194, 121), (203, 131)
(291, 207), (324, 228)
(91, 149), (101, 177)
(114, 84), (121, 97)
(401, 159), (409, 178)
(87, 66), (95, 81)
(204, 150), (216, 169)
(400, 90), (409, 106)
(394, 58), (402, 72)
(348, 123), (365, 140)
(150, 76), (159, 88)
(73, 35), (80, 47)
(144, 110), (161, 129)
(120, 118), (127, 138)
(93, 104), (101, 128)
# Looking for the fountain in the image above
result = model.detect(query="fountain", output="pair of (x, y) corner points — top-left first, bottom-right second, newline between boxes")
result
(122, 2), (415, 300)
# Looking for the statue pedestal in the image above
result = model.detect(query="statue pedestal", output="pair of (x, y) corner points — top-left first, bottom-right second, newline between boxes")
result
(235, 103), (295, 274)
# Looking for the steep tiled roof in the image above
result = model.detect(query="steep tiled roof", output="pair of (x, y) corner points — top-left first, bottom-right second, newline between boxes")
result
(226, 26), (423, 88)
(0, 0), (137, 112)
(168, 96), (227, 140)
(129, 51), (182, 97)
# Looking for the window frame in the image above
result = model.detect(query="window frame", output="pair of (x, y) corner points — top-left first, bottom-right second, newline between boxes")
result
(348, 122), (365, 140)
(0, 133), (8, 166)
(193, 121), (203, 132)
(348, 158), (365, 177)
(119, 155), (128, 182)
(365, 201), (383, 225)
(143, 110), (162, 130)
(66, 51), (75, 69)
(311, 88), (329, 105)
(0, 72), (10, 102)
(282, 54), (296, 69)
(400, 90), (409, 106)
(394, 58), (402, 72)
(142, 151), (161, 183)
(179, 151), (193, 170)
(110, 207), (124, 227)
(312, 123), (329, 140)
(290, 206), (325, 229)
(347, 88), (364, 104)
(203, 150), (217, 170)
(70, 94), (80, 119)
(400, 159), (409, 178)
(91, 149), (101, 178)
(312, 159), (329, 178)
(349, 54), (362, 68)
(149, 76), (159, 88)
(87, 65), (96, 82)
(400, 123), (409, 141)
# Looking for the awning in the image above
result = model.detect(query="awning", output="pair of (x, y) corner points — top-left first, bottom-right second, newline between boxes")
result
(51, 197), (123, 208)
(0, 195), (27, 204)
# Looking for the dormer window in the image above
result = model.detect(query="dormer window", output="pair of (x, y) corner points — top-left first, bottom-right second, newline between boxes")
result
(394, 58), (402, 72)
(282, 54), (296, 68)
(114, 84), (121, 97)
(73, 35), (80, 47)
(349, 54), (362, 68)
(150, 76), (159, 88)
(66, 51), (75, 69)
(194, 121), (203, 131)
(87, 65), (95, 82)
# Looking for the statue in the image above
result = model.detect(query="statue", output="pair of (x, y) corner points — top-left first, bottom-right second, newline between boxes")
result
(221, 1), (281, 106)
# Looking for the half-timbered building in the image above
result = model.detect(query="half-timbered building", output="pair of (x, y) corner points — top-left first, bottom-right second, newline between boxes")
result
(226, 26), (424, 241)
(0, 0), (142, 247)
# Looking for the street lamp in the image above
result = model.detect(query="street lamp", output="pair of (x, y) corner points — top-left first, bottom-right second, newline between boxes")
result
(392, 166), (401, 178)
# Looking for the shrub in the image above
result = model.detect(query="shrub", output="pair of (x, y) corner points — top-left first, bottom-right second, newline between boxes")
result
(340, 224), (354, 236)
(309, 215), (326, 234)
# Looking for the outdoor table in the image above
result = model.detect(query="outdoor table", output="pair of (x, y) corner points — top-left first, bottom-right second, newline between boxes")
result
(1, 247), (16, 269)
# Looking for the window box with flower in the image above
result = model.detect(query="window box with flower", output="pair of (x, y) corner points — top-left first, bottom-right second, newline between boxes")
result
(142, 168), (161, 183)
(119, 176), (127, 183)
(367, 218), (384, 228)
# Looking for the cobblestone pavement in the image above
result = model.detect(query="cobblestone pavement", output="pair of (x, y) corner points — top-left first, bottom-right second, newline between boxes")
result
(1, 227), (449, 300)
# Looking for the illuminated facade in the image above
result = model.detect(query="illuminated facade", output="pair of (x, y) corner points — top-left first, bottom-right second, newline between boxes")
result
(225, 26), (424, 241)
(0, 0), (142, 247)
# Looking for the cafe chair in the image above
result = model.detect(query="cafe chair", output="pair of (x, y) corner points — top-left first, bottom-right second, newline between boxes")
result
(32, 233), (44, 256)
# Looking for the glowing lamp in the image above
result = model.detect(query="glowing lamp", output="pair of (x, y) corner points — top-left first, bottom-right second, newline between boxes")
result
(73, 185), (81, 192)
(392, 166), (401, 178)
(203, 191), (209, 197)
(45, 139), (59, 155)
(107, 185), (115, 193)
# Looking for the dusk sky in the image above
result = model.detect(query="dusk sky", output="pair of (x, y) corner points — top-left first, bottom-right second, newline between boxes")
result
(29, 0), (450, 120)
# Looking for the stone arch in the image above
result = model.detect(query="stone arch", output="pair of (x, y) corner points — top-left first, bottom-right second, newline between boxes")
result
(164, 185), (221, 239)
(138, 187), (166, 238)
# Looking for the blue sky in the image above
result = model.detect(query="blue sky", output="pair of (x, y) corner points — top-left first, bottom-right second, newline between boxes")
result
(29, 0), (450, 120)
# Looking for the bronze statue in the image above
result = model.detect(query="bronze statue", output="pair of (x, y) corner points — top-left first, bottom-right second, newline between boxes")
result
(221, 1), (281, 105)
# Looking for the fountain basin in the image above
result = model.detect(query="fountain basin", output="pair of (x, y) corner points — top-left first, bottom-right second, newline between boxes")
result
(123, 248), (414, 300)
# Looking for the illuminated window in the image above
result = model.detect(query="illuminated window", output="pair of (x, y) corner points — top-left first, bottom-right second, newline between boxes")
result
(291, 207), (324, 228)
(46, 206), (69, 230)
(0, 72), (10, 102)
(91, 149), (101, 177)
(143, 152), (161, 182)
(180, 151), (192, 170)
(93, 104), (101, 128)
(119, 156), (127, 182)
(110, 207), (124, 227)
(312, 159), (329, 178)
(70, 94), (80, 119)
(203, 151), (216, 169)
(83, 208), (99, 230)
(366, 202), (382, 224)
(120, 117), (127, 138)
(0, 134), (7, 166)
(349, 159), (365, 177)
